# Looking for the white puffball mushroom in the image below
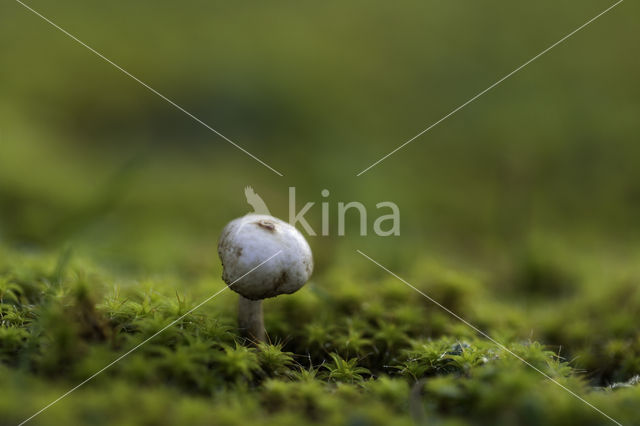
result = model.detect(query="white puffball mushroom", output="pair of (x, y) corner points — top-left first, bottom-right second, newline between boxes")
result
(218, 214), (313, 342)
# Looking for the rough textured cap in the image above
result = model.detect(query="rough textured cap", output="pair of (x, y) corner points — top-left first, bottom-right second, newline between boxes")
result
(218, 214), (313, 300)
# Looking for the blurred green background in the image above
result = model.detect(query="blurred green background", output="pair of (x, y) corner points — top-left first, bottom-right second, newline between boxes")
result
(2, 0), (638, 274)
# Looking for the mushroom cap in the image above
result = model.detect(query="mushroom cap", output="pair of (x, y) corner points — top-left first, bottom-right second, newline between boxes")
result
(218, 214), (313, 300)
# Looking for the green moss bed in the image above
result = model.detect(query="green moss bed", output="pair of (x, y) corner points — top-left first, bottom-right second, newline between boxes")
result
(0, 244), (639, 426)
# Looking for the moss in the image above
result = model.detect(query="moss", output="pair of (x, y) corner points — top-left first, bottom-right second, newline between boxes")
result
(0, 245), (639, 425)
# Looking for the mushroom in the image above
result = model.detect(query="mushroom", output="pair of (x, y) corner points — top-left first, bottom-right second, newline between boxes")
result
(218, 214), (313, 342)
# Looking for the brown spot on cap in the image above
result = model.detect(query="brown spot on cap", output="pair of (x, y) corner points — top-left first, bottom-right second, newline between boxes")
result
(255, 220), (276, 232)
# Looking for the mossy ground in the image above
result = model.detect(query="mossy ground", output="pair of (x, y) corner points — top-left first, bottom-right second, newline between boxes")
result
(1, 243), (638, 426)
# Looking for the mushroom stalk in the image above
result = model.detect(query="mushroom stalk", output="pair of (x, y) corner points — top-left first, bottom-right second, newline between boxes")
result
(238, 296), (265, 342)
